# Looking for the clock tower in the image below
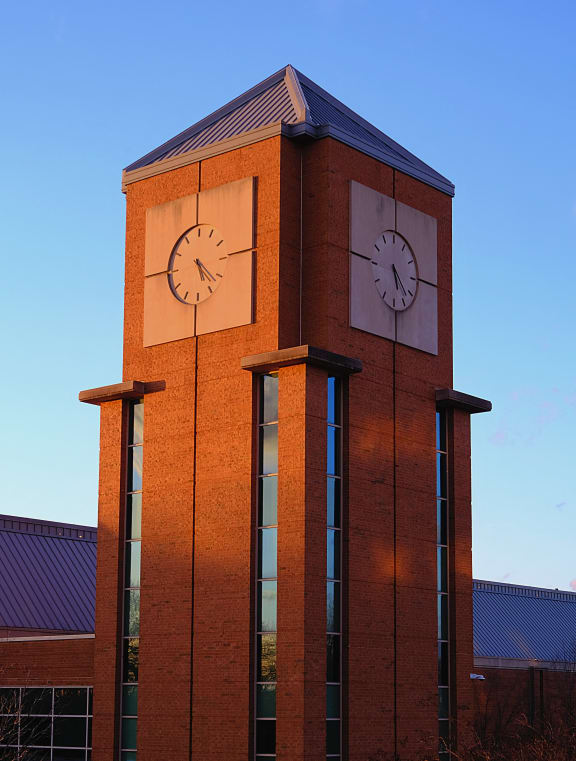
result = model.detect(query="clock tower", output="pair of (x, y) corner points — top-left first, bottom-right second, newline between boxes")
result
(80, 65), (490, 761)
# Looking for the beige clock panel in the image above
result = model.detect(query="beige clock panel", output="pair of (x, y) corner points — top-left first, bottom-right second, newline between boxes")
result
(143, 177), (254, 347)
(349, 180), (438, 355)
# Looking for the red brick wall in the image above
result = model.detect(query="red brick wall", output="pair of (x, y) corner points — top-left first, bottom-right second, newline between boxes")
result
(0, 638), (94, 685)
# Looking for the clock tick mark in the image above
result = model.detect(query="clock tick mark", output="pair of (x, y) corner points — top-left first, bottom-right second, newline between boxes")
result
(217, 240), (223, 247)
(382, 235), (387, 244)
(185, 237), (190, 244)
(196, 293), (200, 301)
(175, 282), (181, 289)
(208, 285), (213, 293)
(174, 252), (182, 257)
(197, 228), (201, 237)
(402, 244), (406, 251)
(209, 229), (214, 238)
(408, 290), (413, 296)
(219, 256), (227, 260)
(410, 276), (416, 280)
(184, 291), (189, 300)
(216, 273), (223, 278)
(402, 298), (405, 306)
(393, 234), (396, 243)
(375, 278), (380, 282)
(408, 260), (413, 264)
(374, 244), (380, 252)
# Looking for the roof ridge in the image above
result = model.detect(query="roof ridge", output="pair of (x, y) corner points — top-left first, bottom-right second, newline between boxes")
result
(474, 579), (576, 600)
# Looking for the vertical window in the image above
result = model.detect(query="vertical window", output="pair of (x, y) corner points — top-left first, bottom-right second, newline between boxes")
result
(121, 401), (143, 761)
(327, 376), (342, 760)
(256, 374), (278, 760)
(436, 411), (450, 758)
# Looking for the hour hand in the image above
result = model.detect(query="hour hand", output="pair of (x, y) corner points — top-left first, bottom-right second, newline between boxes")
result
(392, 265), (407, 295)
(195, 259), (205, 281)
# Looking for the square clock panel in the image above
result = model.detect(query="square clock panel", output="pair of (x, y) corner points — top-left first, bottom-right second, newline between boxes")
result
(349, 180), (438, 355)
(143, 177), (255, 347)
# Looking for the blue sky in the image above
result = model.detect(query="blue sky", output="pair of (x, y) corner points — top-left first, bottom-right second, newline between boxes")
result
(1, 1), (574, 589)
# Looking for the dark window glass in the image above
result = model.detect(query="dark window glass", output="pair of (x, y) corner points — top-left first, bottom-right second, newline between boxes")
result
(88, 690), (93, 716)
(327, 427), (339, 476)
(123, 638), (140, 683)
(326, 719), (341, 754)
(256, 684), (276, 718)
(437, 499), (447, 546)
(260, 425), (278, 475)
(258, 529), (277, 580)
(261, 375), (279, 424)
(326, 684), (340, 719)
(52, 751), (85, 761)
(129, 446), (143, 493)
(438, 641), (449, 686)
(259, 476), (278, 527)
(0, 688), (19, 714)
(54, 688), (87, 716)
(439, 718), (450, 747)
(53, 716), (87, 747)
(326, 635), (340, 682)
(124, 590), (140, 636)
(327, 477), (340, 528)
(0, 715), (20, 744)
(126, 494), (142, 541)
(327, 581), (340, 633)
(125, 542), (141, 588)
(122, 685), (138, 717)
(20, 715), (52, 745)
(438, 687), (450, 719)
(121, 717), (137, 750)
(26, 751), (51, 761)
(255, 719), (276, 754)
(438, 595), (448, 641)
(257, 634), (277, 682)
(21, 688), (52, 715)
(130, 403), (144, 446)
(327, 377), (340, 425)
(436, 453), (447, 498)
(121, 753), (137, 761)
(327, 529), (340, 580)
(436, 411), (446, 452)
(87, 717), (92, 746)
(257, 581), (277, 632)
(437, 547), (447, 593)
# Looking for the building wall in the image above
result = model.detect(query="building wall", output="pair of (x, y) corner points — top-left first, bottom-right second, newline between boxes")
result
(0, 638), (94, 685)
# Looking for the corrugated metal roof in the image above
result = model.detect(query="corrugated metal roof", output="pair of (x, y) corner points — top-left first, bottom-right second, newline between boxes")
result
(124, 65), (454, 196)
(0, 514), (96, 633)
(473, 579), (576, 661)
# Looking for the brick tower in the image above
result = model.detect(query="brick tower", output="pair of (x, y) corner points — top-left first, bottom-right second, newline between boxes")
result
(80, 65), (490, 761)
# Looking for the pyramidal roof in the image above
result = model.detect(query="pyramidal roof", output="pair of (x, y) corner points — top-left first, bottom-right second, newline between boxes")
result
(123, 66), (454, 196)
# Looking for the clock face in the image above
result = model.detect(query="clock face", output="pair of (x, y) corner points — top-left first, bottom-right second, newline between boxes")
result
(167, 224), (228, 305)
(371, 231), (418, 311)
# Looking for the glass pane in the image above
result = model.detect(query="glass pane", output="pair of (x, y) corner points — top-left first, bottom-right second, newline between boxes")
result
(261, 375), (279, 424)
(438, 594), (448, 640)
(327, 377), (340, 425)
(327, 581), (340, 633)
(0, 717), (19, 745)
(259, 528), (277, 580)
(121, 754), (137, 761)
(437, 499), (447, 546)
(123, 638), (140, 683)
(26, 751), (51, 761)
(437, 546), (447, 593)
(87, 717), (92, 746)
(54, 688), (87, 716)
(436, 411), (446, 452)
(326, 719), (341, 754)
(327, 634), (340, 682)
(0, 688), (19, 714)
(327, 477), (340, 528)
(126, 494), (142, 540)
(22, 688), (52, 715)
(436, 453), (447, 498)
(53, 716), (87, 746)
(129, 446), (143, 493)
(53, 752), (86, 761)
(258, 581), (277, 632)
(124, 590), (140, 636)
(260, 425), (278, 475)
(256, 684), (276, 718)
(327, 529), (340, 580)
(88, 689), (93, 716)
(327, 426), (339, 476)
(255, 719), (276, 754)
(121, 717), (138, 750)
(130, 402), (144, 446)
(438, 641), (449, 686)
(439, 718), (450, 750)
(122, 685), (138, 717)
(259, 476), (278, 527)
(20, 714), (52, 745)
(125, 542), (141, 588)
(257, 634), (277, 682)
(327, 684), (340, 719)
(439, 687), (450, 719)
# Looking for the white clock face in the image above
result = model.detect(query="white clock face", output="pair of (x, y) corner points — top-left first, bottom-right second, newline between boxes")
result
(167, 224), (228, 305)
(371, 231), (418, 311)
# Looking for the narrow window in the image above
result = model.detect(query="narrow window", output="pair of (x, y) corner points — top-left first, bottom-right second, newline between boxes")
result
(327, 376), (342, 760)
(256, 374), (278, 760)
(436, 411), (450, 758)
(120, 400), (143, 760)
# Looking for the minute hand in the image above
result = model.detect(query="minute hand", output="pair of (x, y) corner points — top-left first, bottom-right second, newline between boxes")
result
(197, 260), (217, 281)
(392, 265), (407, 295)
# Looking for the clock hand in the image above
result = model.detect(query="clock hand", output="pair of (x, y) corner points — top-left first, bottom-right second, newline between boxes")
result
(195, 259), (205, 281)
(392, 265), (407, 296)
(197, 259), (217, 281)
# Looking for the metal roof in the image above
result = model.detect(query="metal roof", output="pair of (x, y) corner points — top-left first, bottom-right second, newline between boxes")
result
(124, 65), (454, 196)
(0, 514), (96, 634)
(473, 579), (576, 662)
